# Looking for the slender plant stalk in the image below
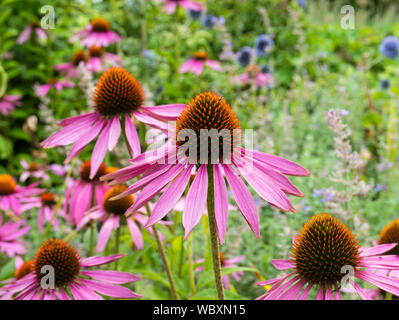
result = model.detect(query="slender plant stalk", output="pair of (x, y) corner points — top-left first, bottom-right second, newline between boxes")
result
(188, 234), (196, 295)
(122, 119), (179, 299)
(114, 227), (120, 270)
(177, 234), (185, 278)
(206, 164), (225, 300)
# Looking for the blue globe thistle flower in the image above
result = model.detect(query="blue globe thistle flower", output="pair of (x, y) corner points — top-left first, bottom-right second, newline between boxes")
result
(236, 46), (252, 67)
(254, 34), (274, 57)
(297, 0), (306, 8)
(380, 79), (390, 90)
(202, 14), (218, 29)
(188, 9), (203, 21)
(379, 36), (399, 59)
(260, 65), (272, 74)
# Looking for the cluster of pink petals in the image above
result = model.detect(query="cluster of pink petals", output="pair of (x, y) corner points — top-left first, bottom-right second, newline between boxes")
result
(160, 0), (204, 14)
(70, 25), (121, 48)
(54, 53), (123, 79)
(1, 254), (141, 300)
(20, 196), (66, 234)
(17, 24), (47, 45)
(0, 180), (43, 216)
(64, 177), (109, 227)
(196, 255), (246, 289)
(41, 104), (185, 180)
(256, 243), (399, 300)
(35, 80), (75, 97)
(19, 160), (67, 183)
(0, 216), (30, 257)
(232, 71), (274, 88)
(179, 57), (222, 76)
(0, 94), (22, 116)
(0, 257), (26, 299)
(102, 145), (309, 245)
(77, 202), (171, 252)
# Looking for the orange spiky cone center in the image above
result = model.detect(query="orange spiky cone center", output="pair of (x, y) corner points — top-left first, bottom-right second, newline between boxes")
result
(378, 219), (399, 256)
(0, 174), (17, 195)
(71, 50), (89, 66)
(103, 185), (135, 215)
(79, 160), (107, 182)
(194, 51), (208, 61)
(90, 17), (110, 32)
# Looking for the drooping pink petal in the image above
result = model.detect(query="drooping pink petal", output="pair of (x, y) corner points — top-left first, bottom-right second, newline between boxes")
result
(80, 254), (126, 267)
(124, 114), (141, 157)
(126, 218), (143, 250)
(80, 270), (140, 284)
(90, 121), (112, 179)
(213, 164), (228, 244)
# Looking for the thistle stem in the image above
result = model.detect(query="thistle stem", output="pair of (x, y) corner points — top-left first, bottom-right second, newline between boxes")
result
(206, 164), (224, 300)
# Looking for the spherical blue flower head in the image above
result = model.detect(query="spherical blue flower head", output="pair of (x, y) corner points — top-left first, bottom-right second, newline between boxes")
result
(297, 0), (306, 8)
(380, 79), (390, 90)
(260, 65), (272, 74)
(236, 46), (252, 67)
(379, 36), (399, 59)
(202, 14), (218, 29)
(188, 9), (203, 21)
(255, 34), (274, 57)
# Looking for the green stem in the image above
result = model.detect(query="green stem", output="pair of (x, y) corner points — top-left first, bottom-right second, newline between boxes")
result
(177, 234), (185, 278)
(188, 234), (195, 295)
(206, 164), (224, 300)
(114, 227), (120, 270)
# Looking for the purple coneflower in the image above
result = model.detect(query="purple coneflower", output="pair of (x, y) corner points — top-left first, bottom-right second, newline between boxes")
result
(41, 67), (186, 179)
(102, 91), (309, 244)
(0, 215), (30, 257)
(54, 50), (89, 79)
(160, 0), (203, 14)
(35, 78), (75, 97)
(0, 94), (22, 116)
(179, 51), (222, 76)
(2, 239), (141, 300)
(17, 22), (47, 45)
(70, 17), (121, 48)
(86, 45), (123, 73)
(196, 253), (246, 289)
(64, 161), (110, 226)
(21, 192), (65, 234)
(77, 184), (169, 252)
(232, 65), (274, 88)
(256, 213), (399, 300)
(0, 174), (43, 215)
(0, 258), (33, 299)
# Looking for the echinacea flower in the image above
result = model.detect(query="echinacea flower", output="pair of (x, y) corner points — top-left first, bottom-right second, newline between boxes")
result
(64, 161), (110, 226)
(232, 65), (274, 88)
(35, 78), (75, 97)
(70, 17), (121, 48)
(256, 213), (399, 300)
(102, 91), (309, 244)
(254, 34), (274, 57)
(160, 0), (203, 14)
(17, 21), (47, 45)
(41, 67), (186, 179)
(0, 215), (30, 257)
(54, 50), (89, 79)
(20, 192), (65, 233)
(86, 45), (123, 73)
(0, 94), (22, 116)
(2, 239), (141, 300)
(179, 52), (222, 76)
(19, 160), (49, 182)
(0, 258), (33, 299)
(0, 174), (43, 215)
(77, 184), (169, 252)
(236, 46), (252, 68)
(196, 253), (245, 289)
(379, 36), (399, 59)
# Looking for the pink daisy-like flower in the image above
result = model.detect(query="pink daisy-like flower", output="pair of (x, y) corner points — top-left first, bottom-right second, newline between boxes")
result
(232, 65), (274, 88)
(0, 174), (43, 215)
(0, 258), (33, 299)
(41, 67), (186, 179)
(0, 94), (22, 116)
(86, 45), (123, 73)
(64, 161), (110, 227)
(196, 253), (246, 289)
(0, 215), (30, 258)
(256, 213), (399, 300)
(70, 17), (121, 48)
(2, 239), (141, 300)
(160, 0), (204, 14)
(35, 78), (75, 97)
(54, 50), (89, 79)
(17, 22), (47, 45)
(179, 51), (222, 76)
(19, 160), (68, 183)
(20, 192), (66, 234)
(77, 184), (170, 252)
(102, 91), (309, 244)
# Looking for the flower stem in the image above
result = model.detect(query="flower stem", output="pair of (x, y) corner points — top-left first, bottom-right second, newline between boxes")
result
(206, 164), (225, 300)
(114, 226), (120, 270)
(188, 233), (196, 295)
